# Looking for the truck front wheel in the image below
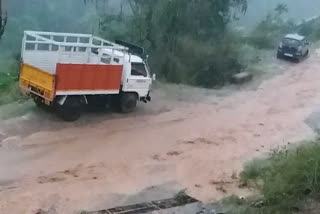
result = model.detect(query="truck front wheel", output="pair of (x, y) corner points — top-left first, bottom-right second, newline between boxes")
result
(57, 97), (82, 122)
(120, 93), (137, 113)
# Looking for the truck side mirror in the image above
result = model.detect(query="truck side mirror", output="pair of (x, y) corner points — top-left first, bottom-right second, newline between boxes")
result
(152, 74), (156, 81)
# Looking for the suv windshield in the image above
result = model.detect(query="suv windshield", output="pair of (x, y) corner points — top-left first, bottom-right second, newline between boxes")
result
(283, 38), (301, 47)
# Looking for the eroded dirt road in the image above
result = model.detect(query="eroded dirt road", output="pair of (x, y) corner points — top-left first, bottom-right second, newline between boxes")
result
(1, 51), (320, 213)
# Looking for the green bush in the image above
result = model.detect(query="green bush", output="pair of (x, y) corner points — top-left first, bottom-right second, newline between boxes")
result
(298, 17), (320, 42)
(220, 195), (258, 214)
(248, 14), (296, 50)
(0, 82), (26, 106)
(0, 57), (26, 105)
(241, 158), (273, 181)
(239, 140), (320, 213)
(153, 34), (244, 88)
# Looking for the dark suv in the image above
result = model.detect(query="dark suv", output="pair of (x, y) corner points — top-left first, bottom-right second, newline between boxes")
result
(277, 34), (309, 61)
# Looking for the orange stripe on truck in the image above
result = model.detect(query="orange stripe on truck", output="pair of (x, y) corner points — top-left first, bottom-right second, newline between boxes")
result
(56, 64), (123, 92)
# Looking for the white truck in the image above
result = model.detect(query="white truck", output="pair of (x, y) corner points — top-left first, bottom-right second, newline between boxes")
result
(20, 31), (155, 121)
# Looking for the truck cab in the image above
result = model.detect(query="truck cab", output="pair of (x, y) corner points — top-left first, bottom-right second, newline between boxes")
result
(101, 48), (153, 103)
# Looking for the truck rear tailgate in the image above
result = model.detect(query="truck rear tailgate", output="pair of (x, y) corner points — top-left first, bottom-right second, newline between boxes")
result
(20, 63), (55, 101)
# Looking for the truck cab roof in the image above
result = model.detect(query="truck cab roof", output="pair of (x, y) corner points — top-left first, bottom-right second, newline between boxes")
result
(102, 48), (144, 64)
(285, 34), (305, 41)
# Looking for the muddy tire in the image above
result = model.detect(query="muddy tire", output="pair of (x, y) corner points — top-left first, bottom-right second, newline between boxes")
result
(120, 93), (137, 113)
(57, 97), (82, 122)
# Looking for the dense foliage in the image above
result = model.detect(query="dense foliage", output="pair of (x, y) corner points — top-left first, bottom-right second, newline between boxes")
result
(226, 140), (320, 214)
(99, 0), (248, 87)
(246, 4), (295, 49)
(298, 17), (320, 42)
(247, 4), (320, 50)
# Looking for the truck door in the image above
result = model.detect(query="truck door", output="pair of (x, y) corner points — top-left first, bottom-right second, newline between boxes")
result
(123, 62), (152, 98)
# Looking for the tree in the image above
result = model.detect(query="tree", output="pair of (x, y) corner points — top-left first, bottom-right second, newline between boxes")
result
(96, 0), (248, 87)
(122, 0), (248, 86)
(125, 0), (247, 45)
(248, 3), (294, 49)
(0, 0), (7, 39)
(275, 3), (288, 16)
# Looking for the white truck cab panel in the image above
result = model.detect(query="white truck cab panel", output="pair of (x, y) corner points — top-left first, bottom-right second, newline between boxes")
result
(101, 48), (152, 99)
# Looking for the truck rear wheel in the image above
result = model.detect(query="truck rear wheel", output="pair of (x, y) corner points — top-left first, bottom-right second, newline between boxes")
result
(57, 97), (82, 122)
(120, 93), (137, 113)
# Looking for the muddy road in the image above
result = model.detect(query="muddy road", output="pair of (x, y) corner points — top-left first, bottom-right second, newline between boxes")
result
(1, 51), (320, 213)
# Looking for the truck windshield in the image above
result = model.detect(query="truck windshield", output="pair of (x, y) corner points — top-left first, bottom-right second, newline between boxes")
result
(283, 38), (300, 47)
(131, 63), (148, 77)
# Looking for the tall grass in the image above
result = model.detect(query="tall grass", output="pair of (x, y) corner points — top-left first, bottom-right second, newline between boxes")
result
(227, 139), (320, 213)
(0, 57), (26, 105)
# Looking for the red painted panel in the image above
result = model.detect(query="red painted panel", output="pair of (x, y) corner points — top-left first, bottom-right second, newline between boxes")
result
(55, 64), (123, 92)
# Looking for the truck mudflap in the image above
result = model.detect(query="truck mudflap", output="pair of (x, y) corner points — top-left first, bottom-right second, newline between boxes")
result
(146, 92), (151, 102)
(140, 92), (151, 103)
(19, 63), (55, 103)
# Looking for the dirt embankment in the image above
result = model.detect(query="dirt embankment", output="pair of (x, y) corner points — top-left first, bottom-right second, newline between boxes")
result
(1, 52), (320, 213)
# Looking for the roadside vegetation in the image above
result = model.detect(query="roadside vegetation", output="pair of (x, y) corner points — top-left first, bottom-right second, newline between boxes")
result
(246, 4), (295, 49)
(0, 56), (25, 105)
(220, 138), (320, 214)
(248, 4), (320, 50)
(299, 17), (320, 42)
